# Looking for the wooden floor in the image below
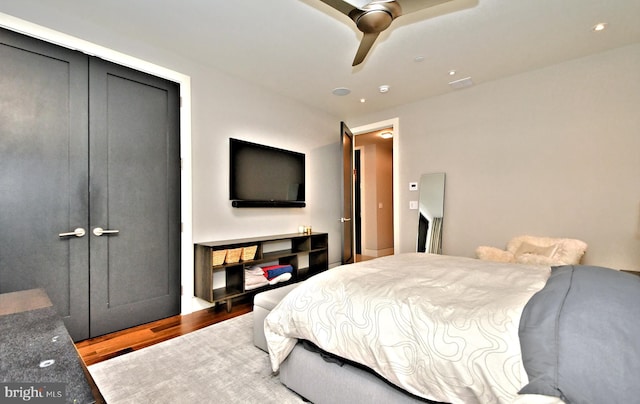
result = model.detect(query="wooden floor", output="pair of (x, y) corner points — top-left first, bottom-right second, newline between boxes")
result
(75, 299), (252, 366)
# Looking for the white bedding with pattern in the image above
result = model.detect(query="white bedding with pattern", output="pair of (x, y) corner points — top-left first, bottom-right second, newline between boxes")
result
(264, 253), (551, 404)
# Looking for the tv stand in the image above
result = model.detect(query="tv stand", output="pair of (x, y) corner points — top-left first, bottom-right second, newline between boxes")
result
(194, 233), (328, 311)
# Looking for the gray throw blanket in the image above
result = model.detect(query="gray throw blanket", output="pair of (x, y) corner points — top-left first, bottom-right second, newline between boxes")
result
(518, 265), (640, 403)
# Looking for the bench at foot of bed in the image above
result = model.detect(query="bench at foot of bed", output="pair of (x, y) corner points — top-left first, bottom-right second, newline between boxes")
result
(253, 283), (300, 352)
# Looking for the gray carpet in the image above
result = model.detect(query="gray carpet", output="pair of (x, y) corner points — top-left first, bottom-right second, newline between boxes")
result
(88, 313), (305, 404)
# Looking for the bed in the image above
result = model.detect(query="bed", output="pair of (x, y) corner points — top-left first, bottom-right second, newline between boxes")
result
(264, 253), (640, 404)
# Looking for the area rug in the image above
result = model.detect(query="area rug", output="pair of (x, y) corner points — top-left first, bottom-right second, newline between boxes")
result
(88, 313), (304, 403)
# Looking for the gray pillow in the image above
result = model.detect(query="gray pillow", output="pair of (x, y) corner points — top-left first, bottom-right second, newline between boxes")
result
(518, 265), (640, 403)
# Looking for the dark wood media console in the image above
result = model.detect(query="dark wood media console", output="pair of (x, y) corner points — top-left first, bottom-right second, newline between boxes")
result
(194, 233), (328, 311)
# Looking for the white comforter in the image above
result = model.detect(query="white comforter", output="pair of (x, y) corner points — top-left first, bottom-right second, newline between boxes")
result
(264, 253), (550, 404)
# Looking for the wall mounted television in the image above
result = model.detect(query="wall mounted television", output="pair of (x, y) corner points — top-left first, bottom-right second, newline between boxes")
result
(229, 138), (306, 208)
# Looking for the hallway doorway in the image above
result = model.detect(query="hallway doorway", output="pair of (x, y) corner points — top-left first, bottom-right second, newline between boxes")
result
(354, 127), (394, 261)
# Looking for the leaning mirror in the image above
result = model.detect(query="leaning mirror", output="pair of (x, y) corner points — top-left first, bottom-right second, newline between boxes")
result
(416, 173), (445, 254)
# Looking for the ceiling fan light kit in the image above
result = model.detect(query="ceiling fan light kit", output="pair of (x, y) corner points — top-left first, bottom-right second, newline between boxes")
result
(318, 0), (452, 66)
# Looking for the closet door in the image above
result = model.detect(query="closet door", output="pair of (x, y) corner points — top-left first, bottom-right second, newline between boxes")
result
(88, 58), (181, 337)
(0, 29), (90, 340)
(1, 27), (181, 340)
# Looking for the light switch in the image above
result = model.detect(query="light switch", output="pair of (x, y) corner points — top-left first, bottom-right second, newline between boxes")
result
(409, 200), (418, 210)
(409, 182), (418, 191)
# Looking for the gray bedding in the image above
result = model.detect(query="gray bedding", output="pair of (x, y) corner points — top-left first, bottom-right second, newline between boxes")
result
(518, 265), (640, 403)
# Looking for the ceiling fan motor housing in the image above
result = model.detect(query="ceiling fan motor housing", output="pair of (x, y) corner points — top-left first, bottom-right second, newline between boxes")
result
(351, 1), (402, 33)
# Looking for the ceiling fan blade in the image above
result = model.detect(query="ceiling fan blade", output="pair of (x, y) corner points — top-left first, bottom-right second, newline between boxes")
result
(318, 0), (359, 16)
(396, 0), (452, 15)
(352, 32), (380, 66)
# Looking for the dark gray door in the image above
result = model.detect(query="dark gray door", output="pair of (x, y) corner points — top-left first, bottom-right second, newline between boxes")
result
(0, 27), (181, 340)
(88, 58), (181, 337)
(0, 29), (90, 339)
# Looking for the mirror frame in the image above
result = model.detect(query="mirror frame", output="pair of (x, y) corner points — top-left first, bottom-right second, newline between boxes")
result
(416, 173), (446, 254)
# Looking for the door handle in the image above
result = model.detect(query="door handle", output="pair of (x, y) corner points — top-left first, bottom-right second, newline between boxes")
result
(58, 228), (86, 238)
(93, 227), (120, 236)
(339, 218), (352, 223)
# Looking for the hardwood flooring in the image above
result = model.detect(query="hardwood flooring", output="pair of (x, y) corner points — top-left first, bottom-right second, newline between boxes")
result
(75, 299), (252, 366)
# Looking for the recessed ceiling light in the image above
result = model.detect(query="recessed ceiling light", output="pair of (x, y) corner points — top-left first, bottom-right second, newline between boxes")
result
(332, 87), (351, 96)
(380, 131), (393, 139)
(379, 85), (390, 93)
(414, 56), (425, 63)
(592, 22), (607, 32)
(448, 70), (457, 76)
(360, 98), (366, 103)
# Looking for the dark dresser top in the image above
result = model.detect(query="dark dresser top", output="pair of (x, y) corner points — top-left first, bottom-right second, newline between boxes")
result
(0, 289), (101, 403)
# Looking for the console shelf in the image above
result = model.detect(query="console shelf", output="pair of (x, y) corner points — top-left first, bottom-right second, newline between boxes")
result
(194, 232), (328, 311)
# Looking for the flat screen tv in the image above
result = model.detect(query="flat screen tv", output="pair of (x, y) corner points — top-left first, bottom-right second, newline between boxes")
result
(229, 138), (305, 207)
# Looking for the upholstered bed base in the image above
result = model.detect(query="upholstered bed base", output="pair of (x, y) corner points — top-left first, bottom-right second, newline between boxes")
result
(279, 342), (438, 404)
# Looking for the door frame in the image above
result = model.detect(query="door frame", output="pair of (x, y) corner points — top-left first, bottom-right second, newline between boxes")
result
(0, 14), (195, 314)
(354, 148), (362, 254)
(351, 118), (400, 256)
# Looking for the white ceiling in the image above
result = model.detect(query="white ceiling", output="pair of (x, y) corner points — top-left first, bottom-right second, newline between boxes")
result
(3, 0), (640, 117)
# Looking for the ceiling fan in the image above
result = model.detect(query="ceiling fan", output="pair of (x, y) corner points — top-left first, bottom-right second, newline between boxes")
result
(318, 0), (452, 66)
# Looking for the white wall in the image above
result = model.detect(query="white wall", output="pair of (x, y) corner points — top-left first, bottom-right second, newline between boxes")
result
(349, 44), (640, 270)
(189, 77), (336, 243)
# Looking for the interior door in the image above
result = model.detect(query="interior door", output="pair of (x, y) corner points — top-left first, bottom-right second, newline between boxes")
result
(0, 28), (90, 340)
(88, 58), (181, 337)
(340, 122), (355, 264)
